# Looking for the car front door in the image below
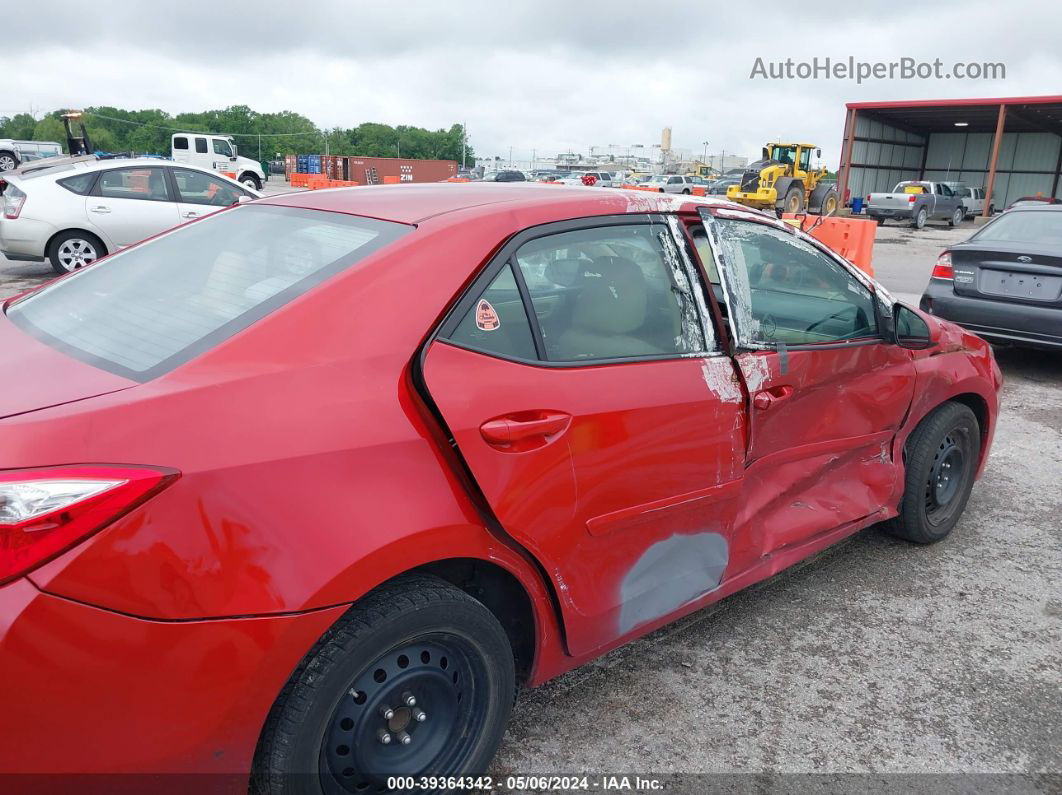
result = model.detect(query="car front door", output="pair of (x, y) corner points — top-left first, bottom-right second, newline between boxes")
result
(169, 167), (250, 223)
(697, 207), (916, 557)
(86, 166), (180, 248)
(421, 216), (747, 655)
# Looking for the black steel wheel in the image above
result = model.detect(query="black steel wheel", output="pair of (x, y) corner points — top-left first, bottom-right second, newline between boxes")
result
(886, 402), (980, 544)
(253, 574), (515, 795)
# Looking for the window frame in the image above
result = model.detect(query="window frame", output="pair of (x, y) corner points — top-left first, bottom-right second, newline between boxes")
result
(696, 207), (888, 353)
(91, 166), (174, 203)
(434, 214), (721, 368)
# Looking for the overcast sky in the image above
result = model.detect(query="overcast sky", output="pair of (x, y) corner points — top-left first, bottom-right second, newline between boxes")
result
(8, 1), (1060, 166)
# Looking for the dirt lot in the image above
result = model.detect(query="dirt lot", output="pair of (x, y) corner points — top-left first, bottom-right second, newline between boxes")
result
(1, 206), (1058, 791)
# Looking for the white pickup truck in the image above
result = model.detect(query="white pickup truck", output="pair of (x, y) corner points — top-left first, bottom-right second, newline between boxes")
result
(0, 140), (63, 172)
(864, 180), (966, 230)
(170, 133), (266, 190)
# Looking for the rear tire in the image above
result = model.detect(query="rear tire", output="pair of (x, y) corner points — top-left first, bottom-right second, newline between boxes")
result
(47, 230), (106, 274)
(886, 402), (980, 544)
(949, 207), (964, 227)
(0, 150), (18, 172)
(252, 574), (515, 795)
(912, 207), (928, 229)
(682, 188), (691, 194)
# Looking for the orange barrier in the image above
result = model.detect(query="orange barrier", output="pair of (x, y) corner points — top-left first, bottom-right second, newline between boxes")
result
(691, 187), (707, 197)
(382, 176), (402, 184)
(446, 177), (471, 182)
(781, 213), (876, 276)
(290, 173), (311, 187)
(307, 179), (359, 190)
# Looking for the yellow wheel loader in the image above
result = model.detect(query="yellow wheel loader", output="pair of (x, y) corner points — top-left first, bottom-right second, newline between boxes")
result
(726, 142), (839, 216)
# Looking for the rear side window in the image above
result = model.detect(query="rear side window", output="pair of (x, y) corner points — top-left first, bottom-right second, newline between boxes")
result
(513, 225), (705, 361)
(8, 206), (410, 380)
(447, 264), (537, 360)
(97, 168), (170, 201)
(173, 137), (188, 150)
(57, 172), (97, 195)
(195, 138), (208, 154)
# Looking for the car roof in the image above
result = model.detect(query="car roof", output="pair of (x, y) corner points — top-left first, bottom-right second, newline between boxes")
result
(256, 183), (752, 225)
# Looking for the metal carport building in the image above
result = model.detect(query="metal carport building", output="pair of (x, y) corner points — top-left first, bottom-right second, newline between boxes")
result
(837, 95), (1062, 218)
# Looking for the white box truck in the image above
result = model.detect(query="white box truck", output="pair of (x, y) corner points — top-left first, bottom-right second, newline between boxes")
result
(171, 133), (265, 190)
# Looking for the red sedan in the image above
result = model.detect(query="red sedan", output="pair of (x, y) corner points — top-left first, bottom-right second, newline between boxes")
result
(0, 184), (1000, 792)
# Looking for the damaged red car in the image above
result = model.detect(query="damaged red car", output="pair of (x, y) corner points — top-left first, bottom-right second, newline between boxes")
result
(0, 184), (1001, 792)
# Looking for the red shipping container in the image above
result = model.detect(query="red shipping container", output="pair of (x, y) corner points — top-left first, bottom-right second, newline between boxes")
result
(346, 156), (457, 185)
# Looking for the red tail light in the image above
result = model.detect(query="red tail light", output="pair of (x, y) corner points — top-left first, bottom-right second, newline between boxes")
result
(0, 465), (179, 583)
(3, 184), (26, 219)
(908, 194), (917, 203)
(932, 251), (954, 280)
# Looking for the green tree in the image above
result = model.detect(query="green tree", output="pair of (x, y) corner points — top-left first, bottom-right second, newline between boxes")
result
(0, 113), (37, 140)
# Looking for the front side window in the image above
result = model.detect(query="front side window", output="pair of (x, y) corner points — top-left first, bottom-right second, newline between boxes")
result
(513, 224), (706, 361)
(8, 206), (409, 380)
(711, 219), (877, 345)
(212, 139), (232, 157)
(172, 168), (247, 206)
(97, 168), (170, 202)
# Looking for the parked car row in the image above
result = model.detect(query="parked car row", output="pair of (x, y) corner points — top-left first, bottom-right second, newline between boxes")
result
(0, 157), (259, 273)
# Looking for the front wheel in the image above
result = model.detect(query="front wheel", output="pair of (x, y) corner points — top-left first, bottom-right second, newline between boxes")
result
(681, 188), (691, 194)
(886, 402), (980, 544)
(252, 574), (515, 794)
(240, 173), (262, 191)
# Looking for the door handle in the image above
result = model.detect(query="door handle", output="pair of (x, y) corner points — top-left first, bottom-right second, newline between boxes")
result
(480, 412), (571, 445)
(752, 385), (795, 410)
(182, 211), (199, 218)
(89, 205), (111, 214)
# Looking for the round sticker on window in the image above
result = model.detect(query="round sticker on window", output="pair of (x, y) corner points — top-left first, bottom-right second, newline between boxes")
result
(476, 299), (501, 331)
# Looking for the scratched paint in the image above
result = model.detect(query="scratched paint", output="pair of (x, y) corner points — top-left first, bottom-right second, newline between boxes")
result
(618, 532), (729, 635)
(700, 357), (743, 404)
(737, 354), (772, 394)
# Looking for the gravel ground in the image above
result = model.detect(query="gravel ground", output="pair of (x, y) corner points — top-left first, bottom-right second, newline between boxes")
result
(1, 203), (1058, 793)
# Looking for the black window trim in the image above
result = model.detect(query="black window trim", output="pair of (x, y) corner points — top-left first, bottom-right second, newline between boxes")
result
(697, 209), (887, 353)
(173, 136), (189, 150)
(91, 165), (174, 203)
(433, 213), (721, 369)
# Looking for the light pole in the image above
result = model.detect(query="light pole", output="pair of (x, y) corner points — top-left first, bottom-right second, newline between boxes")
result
(702, 140), (709, 166)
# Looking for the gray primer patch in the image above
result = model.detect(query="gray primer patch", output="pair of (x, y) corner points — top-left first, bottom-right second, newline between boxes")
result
(618, 532), (729, 635)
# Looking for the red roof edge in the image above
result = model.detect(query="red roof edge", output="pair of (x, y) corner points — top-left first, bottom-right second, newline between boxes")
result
(846, 95), (1062, 110)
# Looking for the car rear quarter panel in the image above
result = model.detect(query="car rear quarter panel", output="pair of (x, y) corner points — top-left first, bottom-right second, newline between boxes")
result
(8, 211), (562, 635)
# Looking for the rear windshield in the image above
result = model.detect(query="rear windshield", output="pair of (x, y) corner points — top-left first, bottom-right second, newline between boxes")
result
(7, 205), (409, 381)
(972, 210), (1062, 245)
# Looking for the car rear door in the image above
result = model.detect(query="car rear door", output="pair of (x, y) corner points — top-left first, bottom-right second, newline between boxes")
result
(421, 216), (747, 655)
(87, 166), (180, 248)
(697, 207), (915, 557)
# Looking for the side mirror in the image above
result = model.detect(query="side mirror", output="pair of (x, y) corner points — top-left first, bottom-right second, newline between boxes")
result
(235, 195), (254, 205)
(816, 148), (822, 158)
(892, 303), (933, 349)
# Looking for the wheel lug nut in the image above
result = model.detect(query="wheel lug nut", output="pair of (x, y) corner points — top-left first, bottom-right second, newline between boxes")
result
(376, 729), (392, 745)
(412, 708), (427, 722)
(401, 691), (416, 707)
(379, 705), (395, 720)
(396, 730), (412, 745)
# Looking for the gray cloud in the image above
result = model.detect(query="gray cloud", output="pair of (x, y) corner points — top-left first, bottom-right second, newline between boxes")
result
(8, 1), (1060, 165)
